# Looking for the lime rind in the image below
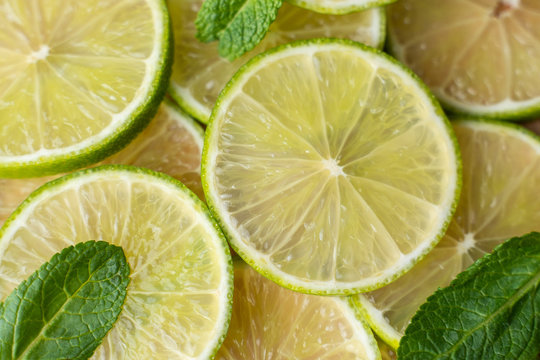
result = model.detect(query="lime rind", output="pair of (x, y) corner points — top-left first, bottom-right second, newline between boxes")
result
(286, 0), (396, 15)
(353, 117), (540, 349)
(0, 0), (173, 178)
(202, 38), (462, 295)
(0, 164), (234, 360)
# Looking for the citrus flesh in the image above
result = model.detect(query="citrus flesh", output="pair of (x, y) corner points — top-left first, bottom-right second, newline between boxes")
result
(203, 39), (460, 295)
(387, 0), (540, 120)
(353, 119), (540, 348)
(0, 101), (205, 226)
(286, 0), (395, 15)
(215, 259), (380, 360)
(0, 0), (171, 177)
(0, 166), (233, 359)
(168, 0), (385, 123)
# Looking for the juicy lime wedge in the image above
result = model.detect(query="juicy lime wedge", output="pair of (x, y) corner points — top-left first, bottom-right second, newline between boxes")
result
(353, 119), (540, 348)
(387, 0), (540, 120)
(215, 259), (381, 359)
(203, 39), (461, 295)
(0, 166), (232, 359)
(0, 101), (204, 226)
(286, 0), (395, 15)
(0, 0), (171, 177)
(168, 0), (385, 123)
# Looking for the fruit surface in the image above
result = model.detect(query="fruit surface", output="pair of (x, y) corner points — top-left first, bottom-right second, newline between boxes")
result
(387, 0), (540, 120)
(0, 101), (204, 226)
(203, 39), (461, 295)
(168, 0), (386, 123)
(353, 119), (540, 348)
(0, 0), (171, 177)
(215, 259), (381, 360)
(0, 166), (233, 359)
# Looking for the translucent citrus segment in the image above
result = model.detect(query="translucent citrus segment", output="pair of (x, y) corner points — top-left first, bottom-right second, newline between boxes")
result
(0, 101), (204, 226)
(215, 259), (381, 359)
(203, 39), (460, 295)
(0, 0), (171, 177)
(377, 337), (397, 360)
(352, 119), (540, 348)
(387, 0), (540, 120)
(0, 166), (232, 359)
(286, 0), (395, 15)
(168, 0), (385, 123)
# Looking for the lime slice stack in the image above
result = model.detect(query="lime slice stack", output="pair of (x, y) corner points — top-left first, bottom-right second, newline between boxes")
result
(168, 0), (386, 123)
(0, 0), (171, 177)
(0, 166), (233, 359)
(353, 119), (540, 348)
(0, 101), (205, 226)
(387, 0), (540, 120)
(216, 259), (381, 359)
(203, 39), (461, 295)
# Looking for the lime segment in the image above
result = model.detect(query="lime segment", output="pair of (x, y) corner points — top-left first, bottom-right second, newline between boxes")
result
(168, 0), (385, 123)
(0, 0), (171, 177)
(203, 39), (460, 295)
(353, 119), (540, 348)
(215, 260), (381, 359)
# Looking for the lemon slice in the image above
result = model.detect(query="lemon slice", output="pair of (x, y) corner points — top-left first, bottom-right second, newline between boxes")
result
(0, 166), (232, 359)
(286, 0), (395, 15)
(203, 39), (461, 295)
(387, 0), (540, 120)
(168, 0), (385, 123)
(0, 0), (172, 177)
(352, 119), (540, 348)
(215, 259), (381, 359)
(0, 101), (204, 226)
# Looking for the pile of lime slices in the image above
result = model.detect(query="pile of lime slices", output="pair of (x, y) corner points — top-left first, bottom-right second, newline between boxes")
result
(1, 0), (539, 358)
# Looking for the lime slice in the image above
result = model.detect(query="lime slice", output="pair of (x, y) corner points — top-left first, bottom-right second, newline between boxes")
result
(377, 337), (397, 360)
(0, 166), (232, 359)
(352, 119), (540, 348)
(203, 39), (461, 295)
(215, 259), (381, 359)
(387, 0), (540, 120)
(0, 0), (172, 177)
(168, 0), (386, 123)
(0, 101), (204, 226)
(286, 0), (395, 15)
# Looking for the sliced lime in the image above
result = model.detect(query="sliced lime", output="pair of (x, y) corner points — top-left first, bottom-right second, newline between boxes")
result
(0, 166), (232, 359)
(203, 39), (461, 295)
(0, 0), (172, 177)
(168, 0), (386, 123)
(353, 119), (540, 348)
(215, 259), (381, 359)
(387, 0), (540, 120)
(286, 0), (395, 15)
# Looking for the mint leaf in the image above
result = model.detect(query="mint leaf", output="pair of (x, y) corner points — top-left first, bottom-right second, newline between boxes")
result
(195, 0), (282, 60)
(0, 241), (130, 360)
(399, 232), (540, 360)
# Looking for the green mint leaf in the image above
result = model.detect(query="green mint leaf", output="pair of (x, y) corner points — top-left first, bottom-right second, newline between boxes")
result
(399, 232), (540, 360)
(0, 241), (130, 360)
(195, 0), (283, 60)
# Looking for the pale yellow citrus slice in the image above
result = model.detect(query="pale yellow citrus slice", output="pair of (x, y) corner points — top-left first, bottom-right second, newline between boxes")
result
(0, 166), (233, 359)
(168, 0), (386, 123)
(0, 101), (204, 227)
(203, 39), (461, 295)
(352, 119), (540, 348)
(215, 259), (381, 359)
(0, 0), (172, 177)
(387, 0), (540, 120)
